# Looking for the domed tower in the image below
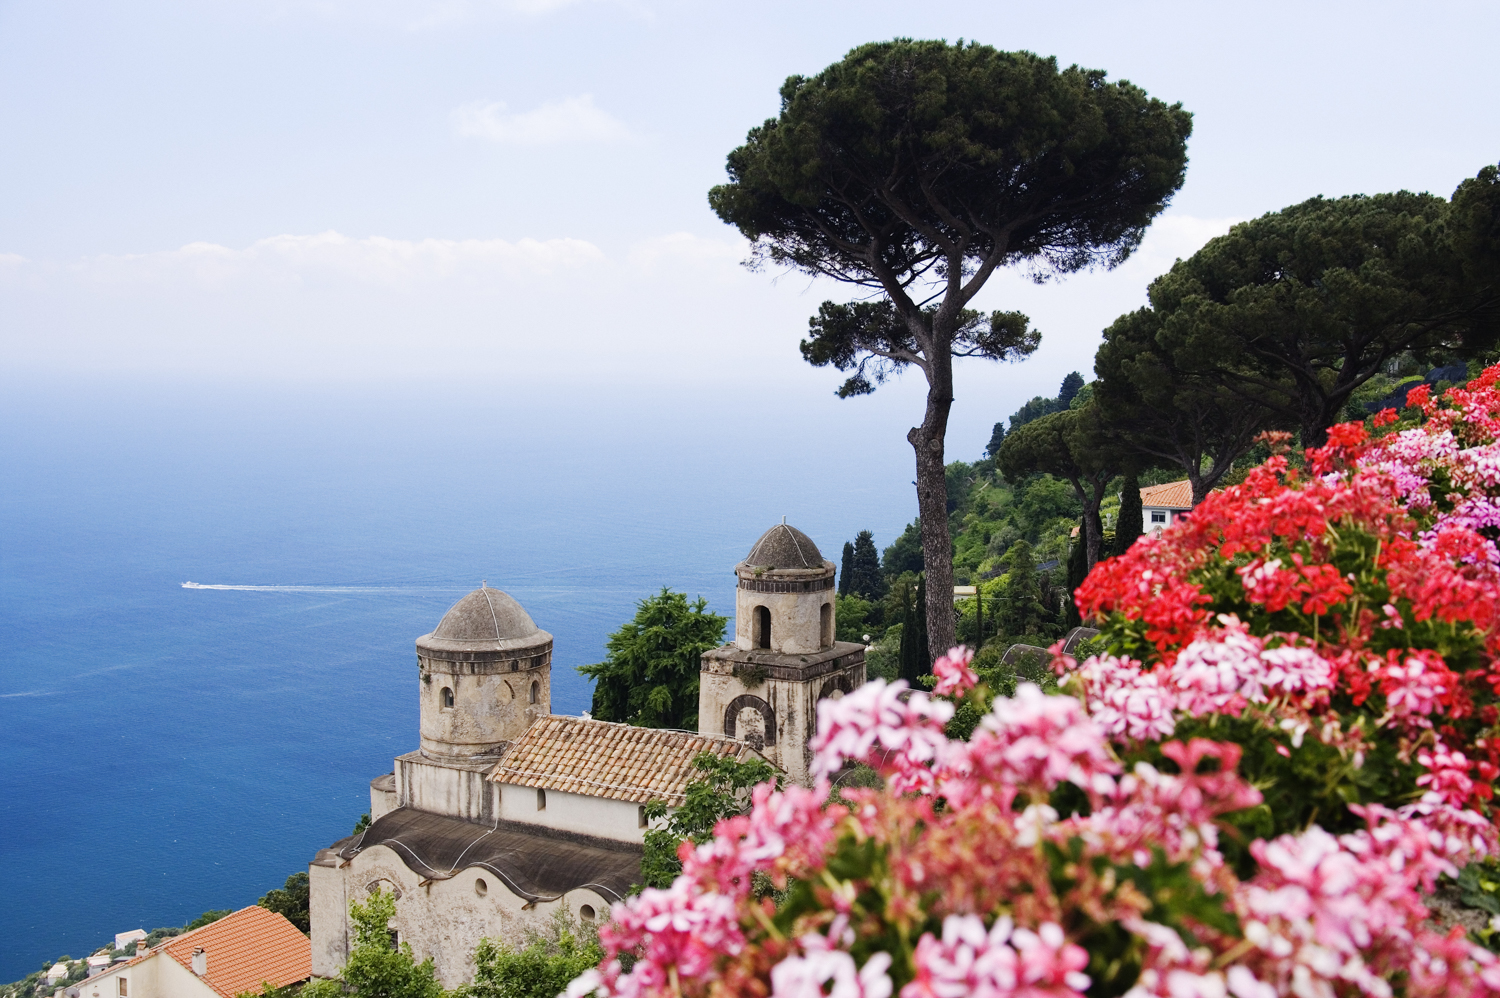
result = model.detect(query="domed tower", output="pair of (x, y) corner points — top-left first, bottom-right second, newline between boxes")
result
(733, 523), (837, 654)
(699, 523), (866, 784)
(415, 584), (553, 760)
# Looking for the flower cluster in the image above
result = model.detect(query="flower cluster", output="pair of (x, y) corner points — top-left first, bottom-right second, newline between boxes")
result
(561, 368), (1500, 998)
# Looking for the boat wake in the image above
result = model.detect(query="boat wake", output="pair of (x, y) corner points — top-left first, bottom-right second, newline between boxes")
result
(181, 582), (455, 593)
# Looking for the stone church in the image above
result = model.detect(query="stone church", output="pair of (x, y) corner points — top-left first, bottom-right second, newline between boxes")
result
(309, 523), (865, 987)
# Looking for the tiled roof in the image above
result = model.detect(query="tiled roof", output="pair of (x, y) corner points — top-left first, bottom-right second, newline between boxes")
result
(490, 716), (759, 805)
(1139, 480), (1194, 510)
(160, 907), (310, 998)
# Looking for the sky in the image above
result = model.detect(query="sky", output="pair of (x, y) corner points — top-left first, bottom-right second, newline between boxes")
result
(1, 0), (1497, 439)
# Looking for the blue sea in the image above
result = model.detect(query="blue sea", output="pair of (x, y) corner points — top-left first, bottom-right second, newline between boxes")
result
(0, 373), (960, 981)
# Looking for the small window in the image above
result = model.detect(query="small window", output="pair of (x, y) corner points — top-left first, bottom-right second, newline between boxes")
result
(118, 980), (127, 998)
(1150, 511), (1167, 524)
(536, 788), (547, 810)
(638, 805), (647, 828)
(388, 930), (399, 950)
(579, 905), (596, 922)
(754, 605), (771, 649)
(529, 681), (539, 704)
(441, 687), (454, 709)
(474, 878), (487, 897)
(511, 661), (519, 672)
(820, 602), (832, 647)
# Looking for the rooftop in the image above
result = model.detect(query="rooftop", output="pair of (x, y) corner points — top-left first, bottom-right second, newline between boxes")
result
(490, 715), (758, 805)
(159, 907), (310, 998)
(1139, 480), (1195, 510)
(743, 523), (825, 570)
(417, 584), (551, 653)
(332, 807), (642, 903)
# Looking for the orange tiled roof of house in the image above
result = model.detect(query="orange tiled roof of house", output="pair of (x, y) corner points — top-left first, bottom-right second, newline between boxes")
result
(1139, 480), (1194, 510)
(490, 715), (758, 805)
(160, 906), (310, 998)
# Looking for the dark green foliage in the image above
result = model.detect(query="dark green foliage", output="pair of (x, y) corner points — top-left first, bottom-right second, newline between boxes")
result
(353, 812), (371, 835)
(847, 530), (886, 600)
(1058, 371), (1085, 406)
(1066, 527), (1087, 628)
(1008, 394), (1066, 431)
(302, 890), (442, 998)
(839, 541), (854, 596)
(458, 910), (602, 998)
(1095, 301), (1277, 503)
(258, 873), (311, 935)
(581, 589), (727, 730)
(1114, 473), (1143, 557)
(898, 577), (930, 684)
(881, 521), (924, 576)
(1121, 166), (1500, 447)
(800, 298), (1039, 399)
(639, 752), (780, 889)
(985, 421), (1006, 458)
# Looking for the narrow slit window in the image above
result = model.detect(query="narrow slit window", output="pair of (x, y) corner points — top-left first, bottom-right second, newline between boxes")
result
(536, 788), (547, 810)
(529, 681), (539, 704)
(441, 687), (454, 709)
(820, 602), (832, 647)
(638, 805), (647, 828)
(755, 605), (771, 649)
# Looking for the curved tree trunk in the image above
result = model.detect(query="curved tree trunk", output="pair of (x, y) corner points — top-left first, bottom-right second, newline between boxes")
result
(910, 354), (956, 663)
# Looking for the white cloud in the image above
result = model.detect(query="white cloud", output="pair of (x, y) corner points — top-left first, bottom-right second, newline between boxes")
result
(627, 232), (746, 271)
(78, 231), (605, 289)
(451, 95), (632, 145)
(0, 253), (26, 266)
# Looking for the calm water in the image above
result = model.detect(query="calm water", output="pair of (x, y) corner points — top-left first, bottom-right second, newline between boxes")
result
(0, 374), (935, 981)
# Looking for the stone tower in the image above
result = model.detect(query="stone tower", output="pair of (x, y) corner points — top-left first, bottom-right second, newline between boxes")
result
(394, 584), (553, 822)
(698, 523), (866, 784)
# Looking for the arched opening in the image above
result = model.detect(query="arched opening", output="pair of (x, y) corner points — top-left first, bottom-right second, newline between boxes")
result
(755, 605), (771, 649)
(441, 687), (454, 709)
(820, 603), (833, 647)
(474, 878), (487, 897)
(579, 905), (596, 922)
(536, 788), (547, 810)
(638, 805), (647, 828)
(529, 680), (539, 704)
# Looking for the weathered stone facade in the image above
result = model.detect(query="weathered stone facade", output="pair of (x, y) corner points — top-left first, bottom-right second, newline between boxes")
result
(699, 524), (866, 785)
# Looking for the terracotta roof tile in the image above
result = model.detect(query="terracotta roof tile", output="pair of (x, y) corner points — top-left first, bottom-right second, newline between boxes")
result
(490, 716), (758, 805)
(161, 907), (310, 998)
(1139, 480), (1195, 510)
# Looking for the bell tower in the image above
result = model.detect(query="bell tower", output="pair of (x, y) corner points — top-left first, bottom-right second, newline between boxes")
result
(698, 523), (866, 784)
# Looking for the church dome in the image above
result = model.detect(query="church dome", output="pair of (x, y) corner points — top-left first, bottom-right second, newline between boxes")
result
(744, 523), (825, 570)
(432, 585), (539, 641)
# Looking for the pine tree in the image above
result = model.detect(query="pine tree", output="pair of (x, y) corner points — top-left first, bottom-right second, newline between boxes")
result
(1114, 473), (1144, 556)
(839, 541), (854, 597)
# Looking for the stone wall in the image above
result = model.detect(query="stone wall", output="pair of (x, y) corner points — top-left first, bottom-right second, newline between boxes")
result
(309, 845), (610, 990)
(417, 646), (551, 759)
(396, 752), (496, 825)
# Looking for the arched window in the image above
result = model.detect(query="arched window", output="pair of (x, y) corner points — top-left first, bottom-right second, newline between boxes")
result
(441, 687), (454, 709)
(536, 788), (547, 810)
(579, 905), (596, 921)
(529, 681), (539, 704)
(820, 603), (832, 647)
(755, 605), (771, 649)
(638, 805), (647, 828)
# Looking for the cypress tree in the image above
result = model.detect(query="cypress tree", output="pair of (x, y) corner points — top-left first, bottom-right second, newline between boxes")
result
(899, 576), (931, 683)
(1058, 371), (1085, 406)
(1114, 473), (1144, 556)
(839, 541), (854, 596)
(849, 529), (886, 599)
(1065, 523), (1088, 628)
